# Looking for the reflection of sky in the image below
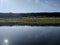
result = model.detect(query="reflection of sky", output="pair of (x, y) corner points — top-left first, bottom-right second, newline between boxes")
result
(0, 0), (60, 13)
(0, 26), (60, 45)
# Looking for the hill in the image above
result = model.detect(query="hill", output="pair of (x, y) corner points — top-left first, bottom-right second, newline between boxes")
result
(0, 12), (60, 18)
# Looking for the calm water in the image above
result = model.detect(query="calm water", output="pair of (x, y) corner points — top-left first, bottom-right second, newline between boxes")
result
(0, 26), (60, 45)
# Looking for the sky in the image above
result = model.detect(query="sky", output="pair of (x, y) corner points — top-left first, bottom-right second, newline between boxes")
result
(0, 0), (60, 13)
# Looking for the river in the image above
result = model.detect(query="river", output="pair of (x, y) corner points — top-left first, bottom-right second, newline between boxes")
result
(0, 26), (60, 45)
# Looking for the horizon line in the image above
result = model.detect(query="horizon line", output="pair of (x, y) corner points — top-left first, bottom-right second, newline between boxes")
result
(0, 12), (60, 13)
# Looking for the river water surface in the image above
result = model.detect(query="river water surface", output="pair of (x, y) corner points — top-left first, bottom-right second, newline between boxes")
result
(0, 26), (60, 45)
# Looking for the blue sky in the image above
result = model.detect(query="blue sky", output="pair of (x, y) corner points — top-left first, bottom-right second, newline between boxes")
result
(0, 0), (60, 13)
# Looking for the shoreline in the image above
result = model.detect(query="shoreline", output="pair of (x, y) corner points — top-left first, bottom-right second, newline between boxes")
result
(0, 17), (60, 26)
(0, 23), (60, 26)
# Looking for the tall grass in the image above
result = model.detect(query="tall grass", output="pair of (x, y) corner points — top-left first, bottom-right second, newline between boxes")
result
(0, 17), (60, 26)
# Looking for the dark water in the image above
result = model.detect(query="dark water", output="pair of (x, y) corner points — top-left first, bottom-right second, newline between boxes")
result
(0, 26), (60, 45)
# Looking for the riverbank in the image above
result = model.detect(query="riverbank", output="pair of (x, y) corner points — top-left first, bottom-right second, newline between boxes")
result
(0, 17), (60, 26)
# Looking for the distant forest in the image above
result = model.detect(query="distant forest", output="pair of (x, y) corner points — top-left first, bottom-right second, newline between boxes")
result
(0, 12), (60, 18)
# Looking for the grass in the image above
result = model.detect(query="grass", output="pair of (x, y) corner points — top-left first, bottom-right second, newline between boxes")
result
(0, 17), (60, 26)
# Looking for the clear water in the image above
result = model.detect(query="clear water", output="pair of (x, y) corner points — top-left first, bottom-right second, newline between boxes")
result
(0, 26), (60, 45)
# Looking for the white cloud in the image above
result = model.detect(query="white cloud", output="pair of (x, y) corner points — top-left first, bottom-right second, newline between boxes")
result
(0, 0), (60, 13)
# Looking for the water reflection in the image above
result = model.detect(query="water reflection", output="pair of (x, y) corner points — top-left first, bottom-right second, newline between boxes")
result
(0, 26), (60, 45)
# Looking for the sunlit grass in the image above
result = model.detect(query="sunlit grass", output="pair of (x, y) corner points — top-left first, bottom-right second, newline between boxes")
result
(0, 16), (60, 26)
